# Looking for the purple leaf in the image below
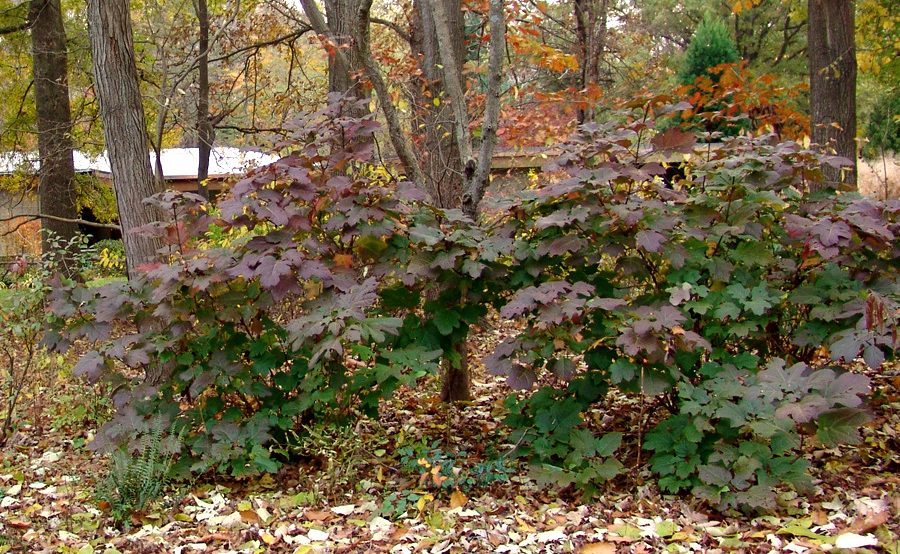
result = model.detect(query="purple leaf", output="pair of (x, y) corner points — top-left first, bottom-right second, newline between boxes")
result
(668, 284), (692, 306)
(813, 219), (852, 247)
(636, 230), (665, 253)
(828, 331), (862, 363)
(507, 363), (536, 390)
(536, 236), (586, 256)
(589, 298), (626, 311)
(651, 128), (697, 153)
(257, 256), (293, 289)
(74, 351), (107, 381)
(862, 344), (885, 369)
(823, 371), (870, 408)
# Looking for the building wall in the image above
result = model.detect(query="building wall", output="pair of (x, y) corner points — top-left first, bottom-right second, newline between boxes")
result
(0, 189), (41, 260)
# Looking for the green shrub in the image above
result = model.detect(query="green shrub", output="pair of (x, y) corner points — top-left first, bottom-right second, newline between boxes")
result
(47, 100), (442, 478)
(90, 239), (126, 279)
(1, 233), (95, 445)
(396, 440), (513, 494)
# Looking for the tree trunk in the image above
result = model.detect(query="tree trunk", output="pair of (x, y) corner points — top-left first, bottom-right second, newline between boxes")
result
(411, 0), (467, 209)
(305, 0), (504, 402)
(324, 0), (369, 104)
(808, 0), (857, 191)
(573, 0), (609, 123)
(86, 0), (164, 277)
(412, 0), (471, 403)
(195, 0), (214, 200)
(29, 0), (78, 255)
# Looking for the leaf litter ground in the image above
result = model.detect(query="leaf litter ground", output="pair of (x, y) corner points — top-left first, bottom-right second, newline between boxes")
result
(1, 317), (898, 554)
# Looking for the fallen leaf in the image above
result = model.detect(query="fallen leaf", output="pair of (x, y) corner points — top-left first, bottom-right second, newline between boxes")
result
(849, 510), (889, 534)
(450, 490), (468, 509)
(536, 528), (567, 543)
(304, 510), (332, 522)
(579, 542), (617, 554)
(6, 519), (31, 529)
(835, 533), (878, 548)
(330, 504), (355, 515)
(240, 510), (260, 524)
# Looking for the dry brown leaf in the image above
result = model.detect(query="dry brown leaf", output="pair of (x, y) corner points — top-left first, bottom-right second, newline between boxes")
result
(6, 519), (31, 529)
(304, 509), (333, 522)
(240, 509), (260, 524)
(488, 531), (506, 547)
(579, 542), (616, 554)
(198, 533), (233, 543)
(390, 525), (408, 541)
(849, 510), (889, 534)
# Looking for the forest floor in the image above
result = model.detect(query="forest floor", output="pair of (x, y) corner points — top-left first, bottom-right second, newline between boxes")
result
(1, 319), (899, 554)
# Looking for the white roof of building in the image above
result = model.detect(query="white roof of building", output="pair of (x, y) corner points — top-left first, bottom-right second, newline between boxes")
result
(0, 147), (278, 179)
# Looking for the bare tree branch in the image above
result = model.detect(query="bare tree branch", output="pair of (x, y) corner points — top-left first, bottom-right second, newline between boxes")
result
(370, 16), (411, 43)
(0, 213), (121, 237)
(354, 0), (427, 188)
(207, 28), (313, 65)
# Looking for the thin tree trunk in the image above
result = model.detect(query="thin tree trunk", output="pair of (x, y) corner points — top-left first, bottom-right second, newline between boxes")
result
(300, 0), (421, 182)
(410, 0), (467, 209)
(304, 0), (506, 402)
(196, 0), (214, 199)
(29, 0), (78, 255)
(808, 0), (857, 191)
(573, 0), (608, 124)
(86, 0), (164, 277)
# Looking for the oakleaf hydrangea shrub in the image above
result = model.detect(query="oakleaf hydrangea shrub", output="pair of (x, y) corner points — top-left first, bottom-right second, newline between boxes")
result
(487, 95), (897, 509)
(47, 95), (897, 511)
(46, 98), (442, 476)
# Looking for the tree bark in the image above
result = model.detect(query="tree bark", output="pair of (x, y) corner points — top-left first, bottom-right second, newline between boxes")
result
(410, 0), (467, 209)
(808, 0), (857, 191)
(86, 0), (164, 277)
(573, 0), (608, 123)
(324, 0), (368, 104)
(195, 0), (214, 200)
(425, 0), (505, 402)
(29, 0), (78, 253)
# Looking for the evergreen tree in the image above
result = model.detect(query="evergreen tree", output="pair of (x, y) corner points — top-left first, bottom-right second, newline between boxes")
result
(679, 15), (740, 85)
(862, 88), (899, 159)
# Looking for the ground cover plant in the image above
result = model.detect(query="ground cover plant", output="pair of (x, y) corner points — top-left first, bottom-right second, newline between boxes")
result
(1, 95), (896, 551)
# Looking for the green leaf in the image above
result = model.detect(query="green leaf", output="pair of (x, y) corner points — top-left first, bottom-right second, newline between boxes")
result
(380, 286), (420, 309)
(595, 432), (623, 457)
(713, 302), (741, 320)
(609, 359), (636, 383)
(432, 308), (460, 336)
(698, 464), (732, 487)
(816, 408), (870, 446)
(409, 225), (443, 246)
